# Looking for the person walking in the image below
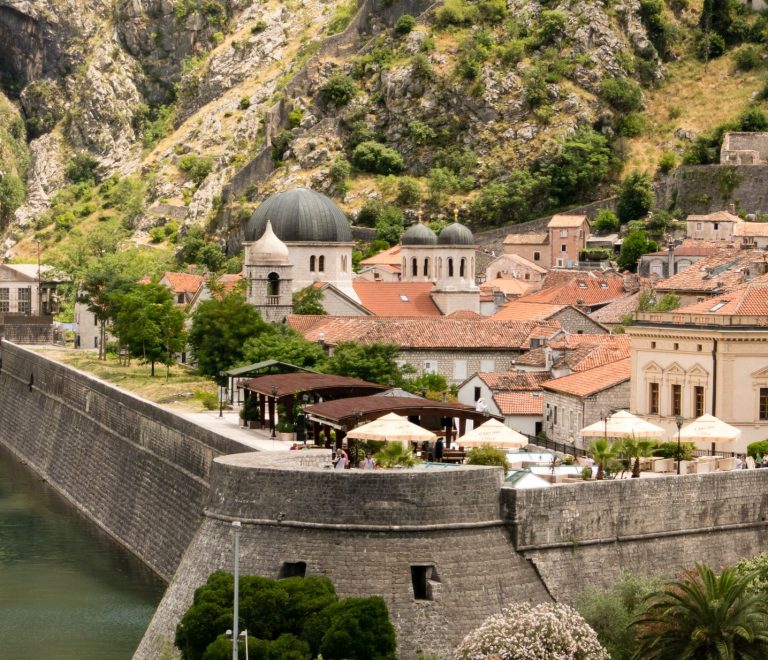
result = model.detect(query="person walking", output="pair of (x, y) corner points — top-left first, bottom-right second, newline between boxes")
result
(335, 447), (348, 470)
(363, 451), (376, 470)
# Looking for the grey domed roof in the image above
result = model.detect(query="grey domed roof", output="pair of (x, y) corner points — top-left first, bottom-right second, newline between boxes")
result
(401, 223), (437, 246)
(245, 188), (353, 243)
(438, 222), (474, 245)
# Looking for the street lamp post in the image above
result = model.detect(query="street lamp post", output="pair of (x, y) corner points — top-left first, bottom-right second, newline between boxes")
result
(240, 629), (249, 660)
(34, 239), (42, 316)
(675, 415), (684, 475)
(232, 521), (241, 660)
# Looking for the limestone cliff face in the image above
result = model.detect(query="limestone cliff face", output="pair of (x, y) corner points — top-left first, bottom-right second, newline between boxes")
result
(0, 0), (667, 248)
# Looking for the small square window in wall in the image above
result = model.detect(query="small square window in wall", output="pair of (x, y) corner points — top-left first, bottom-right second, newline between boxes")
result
(674, 343), (679, 350)
(697, 344), (702, 352)
(411, 565), (440, 601)
(651, 342), (656, 349)
(279, 561), (307, 578)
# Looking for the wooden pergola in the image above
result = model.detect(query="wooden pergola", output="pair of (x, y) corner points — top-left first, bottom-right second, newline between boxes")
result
(238, 373), (388, 433)
(304, 394), (503, 448)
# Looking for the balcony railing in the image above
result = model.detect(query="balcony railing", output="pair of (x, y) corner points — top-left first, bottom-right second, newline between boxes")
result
(266, 295), (280, 306)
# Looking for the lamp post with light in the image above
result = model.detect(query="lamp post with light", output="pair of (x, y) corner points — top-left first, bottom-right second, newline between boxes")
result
(675, 415), (684, 475)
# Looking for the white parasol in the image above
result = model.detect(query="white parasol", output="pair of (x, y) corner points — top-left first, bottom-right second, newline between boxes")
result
(458, 418), (528, 449)
(345, 412), (436, 445)
(579, 410), (665, 439)
(679, 414), (741, 444)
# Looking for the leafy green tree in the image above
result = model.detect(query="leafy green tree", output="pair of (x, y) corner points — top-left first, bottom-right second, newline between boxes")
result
(396, 176), (421, 206)
(539, 127), (616, 205)
(592, 209), (620, 233)
(319, 74), (357, 106)
(394, 14), (416, 35)
(588, 438), (620, 480)
(324, 341), (403, 386)
(241, 325), (327, 370)
(292, 285), (326, 315)
(633, 564), (768, 659)
(351, 141), (405, 175)
(375, 205), (405, 244)
(196, 243), (226, 272)
(428, 167), (459, 204)
(178, 154), (215, 185)
(735, 552), (768, 597)
(0, 173), (25, 221)
(699, 0), (733, 41)
(403, 372), (447, 396)
(600, 77), (644, 114)
(112, 283), (186, 377)
(188, 293), (270, 378)
(618, 230), (658, 272)
(616, 171), (654, 223)
(318, 597), (397, 660)
(577, 571), (666, 660)
(738, 106), (768, 132)
(66, 152), (99, 183)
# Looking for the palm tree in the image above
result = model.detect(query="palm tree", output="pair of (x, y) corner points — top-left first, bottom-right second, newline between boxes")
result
(622, 438), (655, 478)
(632, 563), (768, 660)
(373, 442), (421, 468)
(588, 438), (619, 480)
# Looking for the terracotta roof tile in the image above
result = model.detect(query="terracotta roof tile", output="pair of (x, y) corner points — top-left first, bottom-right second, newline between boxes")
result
(589, 292), (643, 324)
(686, 210), (742, 223)
(734, 223), (768, 237)
(490, 301), (566, 321)
(547, 214), (588, 228)
(351, 281), (441, 317)
(286, 315), (561, 350)
(161, 271), (205, 294)
(486, 253), (548, 273)
(480, 278), (534, 297)
(542, 358), (631, 397)
(503, 233), (548, 245)
(359, 245), (402, 267)
(479, 371), (552, 390)
(675, 283), (768, 315)
(493, 390), (545, 415)
(517, 278), (626, 306)
(655, 250), (760, 293)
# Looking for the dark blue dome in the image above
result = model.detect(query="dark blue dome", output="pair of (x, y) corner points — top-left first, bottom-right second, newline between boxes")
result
(245, 188), (353, 243)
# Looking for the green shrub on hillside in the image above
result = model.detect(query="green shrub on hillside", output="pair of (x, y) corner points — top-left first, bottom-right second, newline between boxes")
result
(178, 154), (214, 185)
(351, 141), (404, 174)
(67, 152), (99, 184)
(394, 14), (416, 36)
(319, 74), (358, 106)
(600, 77), (644, 113)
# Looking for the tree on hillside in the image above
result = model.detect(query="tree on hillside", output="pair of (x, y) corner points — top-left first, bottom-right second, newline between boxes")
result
(241, 325), (327, 370)
(292, 285), (326, 315)
(618, 230), (658, 272)
(188, 293), (270, 378)
(616, 172), (654, 223)
(112, 283), (186, 377)
(633, 563), (768, 659)
(324, 341), (404, 386)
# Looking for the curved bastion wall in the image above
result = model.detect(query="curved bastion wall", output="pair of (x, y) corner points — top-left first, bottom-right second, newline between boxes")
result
(135, 452), (552, 659)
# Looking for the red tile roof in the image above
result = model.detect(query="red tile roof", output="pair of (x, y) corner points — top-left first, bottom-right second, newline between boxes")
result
(286, 315), (561, 350)
(480, 278), (534, 297)
(359, 245), (402, 267)
(675, 283), (768, 316)
(351, 281), (441, 317)
(542, 359), (631, 397)
(548, 214), (588, 228)
(655, 250), (761, 293)
(490, 301), (566, 321)
(686, 210), (742, 223)
(734, 223), (768, 238)
(493, 390), (545, 415)
(589, 292), (642, 324)
(478, 371), (552, 390)
(517, 277), (626, 306)
(161, 271), (205, 294)
(503, 233), (548, 245)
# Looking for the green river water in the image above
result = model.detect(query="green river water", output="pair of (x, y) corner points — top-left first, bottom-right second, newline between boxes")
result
(0, 445), (166, 659)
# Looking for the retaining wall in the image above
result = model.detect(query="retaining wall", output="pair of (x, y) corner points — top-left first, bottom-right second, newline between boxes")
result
(0, 341), (246, 580)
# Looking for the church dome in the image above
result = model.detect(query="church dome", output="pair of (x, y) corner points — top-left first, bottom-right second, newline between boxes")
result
(249, 220), (290, 263)
(401, 223), (437, 246)
(245, 188), (353, 243)
(438, 222), (474, 246)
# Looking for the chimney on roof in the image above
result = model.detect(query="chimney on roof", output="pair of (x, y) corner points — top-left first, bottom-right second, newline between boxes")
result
(728, 203), (736, 214)
(544, 346), (553, 371)
(623, 271), (639, 293)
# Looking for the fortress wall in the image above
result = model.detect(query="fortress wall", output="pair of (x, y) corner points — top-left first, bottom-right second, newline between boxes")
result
(0, 342), (246, 580)
(505, 472), (768, 598)
(136, 453), (552, 659)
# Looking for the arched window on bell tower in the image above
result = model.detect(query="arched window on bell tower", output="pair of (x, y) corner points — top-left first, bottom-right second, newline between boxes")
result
(423, 258), (430, 277)
(412, 258), (418, 277)
(267, 272), (280, 300)
(460, 258), (466, 278)
(310, 256), (316, 272)
(318, 255), (325, 272)
(448, 258), (454, 277)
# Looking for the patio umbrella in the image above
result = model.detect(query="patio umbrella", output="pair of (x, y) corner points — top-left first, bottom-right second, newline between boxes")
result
(679, 414), (741, 445)
(458, 418), (528, 449)
(345, 412), (436, 445)
(579, 410), (665, 439)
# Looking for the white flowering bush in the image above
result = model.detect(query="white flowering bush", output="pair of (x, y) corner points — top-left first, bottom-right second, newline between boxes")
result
(454, 602), (610, 660)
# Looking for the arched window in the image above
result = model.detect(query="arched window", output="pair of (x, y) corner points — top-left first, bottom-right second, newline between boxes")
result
(496, 272), (502, 279)
(318, 256), (325, 272)
(412, 258), (418, 277)
(310, 256), (316, 272)
(341, 255), (347, 272)
(460, 258), (466, 278)
(267, 272), (280, 298)
(448, 258), (454, 277)
(423, 258), (430, 277)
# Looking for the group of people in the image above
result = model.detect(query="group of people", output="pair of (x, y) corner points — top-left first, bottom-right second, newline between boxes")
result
(333, 448), (377, 470)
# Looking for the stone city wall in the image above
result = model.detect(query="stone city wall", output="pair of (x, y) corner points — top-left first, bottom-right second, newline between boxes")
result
(0, 341), (246, 580)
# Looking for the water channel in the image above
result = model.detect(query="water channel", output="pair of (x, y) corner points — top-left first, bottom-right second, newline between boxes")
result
(0, 445), (165, 659)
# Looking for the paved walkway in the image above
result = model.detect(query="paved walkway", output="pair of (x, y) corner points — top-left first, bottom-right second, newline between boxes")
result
(177, 410), (291, 452)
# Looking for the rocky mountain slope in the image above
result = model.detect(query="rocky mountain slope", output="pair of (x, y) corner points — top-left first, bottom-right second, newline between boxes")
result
(0, 0), (762, 259)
